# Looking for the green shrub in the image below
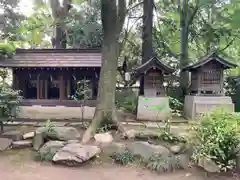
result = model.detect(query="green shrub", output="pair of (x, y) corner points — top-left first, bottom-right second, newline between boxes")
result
(110, 150), (135, 165)
(159, 131), (186, 144)
(146, 154), (182, 172)
(115, 89), (137, 113)
(0, 43), (15, 59)
(34, 151), (55, 162)
(42, 120), (57, 140)
(169, 97), (183, 116)
(0, 84), (22, 132)
(189, 108), (240, 171)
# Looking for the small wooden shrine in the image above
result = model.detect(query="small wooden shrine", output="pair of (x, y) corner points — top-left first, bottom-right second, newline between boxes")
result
(134, 55), (174, 121)
(182, 52), (237, 119)
(134, 56), (174, 97)
(182, 52), (237, 95)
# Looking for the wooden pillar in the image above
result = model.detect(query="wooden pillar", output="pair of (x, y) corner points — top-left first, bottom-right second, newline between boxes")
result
(44, 80), (48, 99)
(60, 74), (65, 100)
(67, 79), (71, 99)
(37, 74), (40, 99)
(12, 69), (16, 89)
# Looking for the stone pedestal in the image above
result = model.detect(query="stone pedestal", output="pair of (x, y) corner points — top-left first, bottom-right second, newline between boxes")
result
(137, 96), (170, 121)
(184, 95), (234, 120)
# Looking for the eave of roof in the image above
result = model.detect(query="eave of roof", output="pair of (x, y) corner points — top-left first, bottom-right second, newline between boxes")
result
(134, 56), (174, 75)
(0, 48), (103, 68)
(182, 52), (238, 71)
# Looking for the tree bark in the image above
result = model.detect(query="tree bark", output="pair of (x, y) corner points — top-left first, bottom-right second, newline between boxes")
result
(140, 0), (154, 95)
(81, 0), (126, 143)
(179, 0), (190, 98)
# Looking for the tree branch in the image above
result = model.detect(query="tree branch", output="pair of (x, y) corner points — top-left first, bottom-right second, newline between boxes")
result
(187, 0), (199, 28)
(117, 0), (127, 35)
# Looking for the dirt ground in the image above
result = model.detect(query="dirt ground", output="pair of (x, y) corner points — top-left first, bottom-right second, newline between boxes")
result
(0, 149), (238, 180)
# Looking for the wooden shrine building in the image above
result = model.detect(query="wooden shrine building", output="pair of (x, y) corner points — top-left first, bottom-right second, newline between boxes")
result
(133, 55), (174, 121)
(182, 52), (237, 95)
(0, 48), (102, 120)
(133, 55), (174, 97)
(182, 52), (237, 119)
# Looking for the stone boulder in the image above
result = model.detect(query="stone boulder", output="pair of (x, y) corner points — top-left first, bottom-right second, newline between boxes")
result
(12, 140), (32, 149)
(52, 143), (101, 166)
(127, 141), (169, 159)
(33, 128), (45, 150)
(39, 141), (66, 158)
(23, 132), (35, 140)
(101, 142), (126, 155)
(123, 129), (137, 139)
(170, 143), (185, 154)
(0, 138), (12, 151)
(2, 130), (23, 141)
(36, 126), (80, 141)
(198, 157), (220, 173)
(33, 127), (81, 150)
(94, 132), (113, 144)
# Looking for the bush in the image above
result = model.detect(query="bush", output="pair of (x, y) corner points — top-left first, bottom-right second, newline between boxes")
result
(110, 150), (135, 165)
(115, 89), (138, 114)
(146, 154), (182, 172)
(0, 84), (22, 132)
(169, 97), (183, 116)
(189, 108), (240, 171)
(0, 43), (15, 59)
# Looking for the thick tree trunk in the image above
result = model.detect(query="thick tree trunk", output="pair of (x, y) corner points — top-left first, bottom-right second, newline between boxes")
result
(81, 0), (126, 143)
(179, 0), (190, 98)
(140, 0), (154, 95)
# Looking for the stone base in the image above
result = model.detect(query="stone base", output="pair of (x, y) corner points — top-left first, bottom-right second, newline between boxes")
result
(137, 96), (170, 121)
(17, 106), (95, 120)
(184, 95), (234, 120)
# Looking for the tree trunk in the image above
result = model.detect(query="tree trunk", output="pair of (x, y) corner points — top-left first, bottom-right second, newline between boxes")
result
(81, 0), (126, 143)
(55, 25), (67, 48)
(179, 0), (190, 98)
(140, 0), (154, 95)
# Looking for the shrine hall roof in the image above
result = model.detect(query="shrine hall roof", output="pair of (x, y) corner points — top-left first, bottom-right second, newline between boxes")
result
(182, 52), (238, 71)
(134, 55), (174, 75)
(0, 48), (102, 68)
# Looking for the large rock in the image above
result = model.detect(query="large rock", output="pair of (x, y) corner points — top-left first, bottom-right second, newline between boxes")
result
(39, 141), (66, 158)
(12, 140), (32, 149)
(33, 127), (80, 150)
(2, 130), (23, 141)
(198, 157), (220, 173)
(23, 132), (35, 140)
(33, 129), (44, 150)
(52, 143), (101, 166)
(101, 142), (126, 155)
(170, 143), (185, 154)
(36, 127), (81, 141)
(127, 141), (169, 159)
(123, 129), (137, 139)
(94, 132), (113, 144)
(0, 138), (12, 151)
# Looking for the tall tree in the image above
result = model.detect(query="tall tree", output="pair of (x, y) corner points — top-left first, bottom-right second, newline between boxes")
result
(81, 0), (127, 143)
(140, 0), (154, 95)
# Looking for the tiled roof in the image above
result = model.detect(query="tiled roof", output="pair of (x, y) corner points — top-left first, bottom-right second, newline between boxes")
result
(0, 48), (102, 68)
